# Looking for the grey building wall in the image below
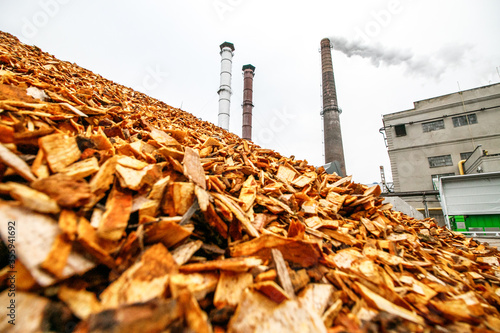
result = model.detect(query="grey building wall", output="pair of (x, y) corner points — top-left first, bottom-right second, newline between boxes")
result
(382, 83), (500, 223)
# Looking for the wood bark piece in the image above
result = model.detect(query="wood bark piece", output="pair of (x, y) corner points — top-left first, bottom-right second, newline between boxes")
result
(0, 203), (95, 286)
(171, 240), (203, 266)
(6, 182), (60, 214)
(100, 243), (177, 309)
(322, 299), (343, 327)
(77, 299), (182, 333)
(227, 289), (327, 333)
(211, 192), (259, 238)
(180, 257), (262, 273)
(252, 281), (290, 304)
(178, 288), (213, 333)
(116, 164), (157, 191)
(355, 282), (425, 326)
(58, 286), (102, 320)
(170, 273), (219, 301)
(183, 146), (207, 189)
(31, 174), (92, 207)
(97, 183), (132, 241)
(145, 218), (193, 248)
(214, 271), (253, 308)
(76, 217), (117, 268)
(89, 156), (117, 195)
(0, 142), (37, 181)
(298, 283), (334, 316)
(39, 133), (81, 172)
(150, 127), (181, 147)
(172, 182), (195, 215)
(61, 157), (99, 179)
(0, 290), (72, 333)
(117, 155), (149, 169)
(238, 175), (257, 211)
(272, 248), (295, 299)
(40, 234), (72, 278)
(230, 234), (322, 267)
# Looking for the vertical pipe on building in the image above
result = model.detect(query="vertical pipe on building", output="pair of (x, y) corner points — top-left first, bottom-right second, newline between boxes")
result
(242, 64), (255, 141)
(218, 42), (235, 131)
(320, 38), (346, 176)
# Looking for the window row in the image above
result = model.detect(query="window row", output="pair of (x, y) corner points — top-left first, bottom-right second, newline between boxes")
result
(427, 151), (474, 168)
(394, 113), (478, 137)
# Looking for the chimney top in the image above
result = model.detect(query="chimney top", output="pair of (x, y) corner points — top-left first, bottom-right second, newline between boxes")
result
(220, 42), (235, 51)
(321, 38), (332, 48)
(242, 64), (255, 72)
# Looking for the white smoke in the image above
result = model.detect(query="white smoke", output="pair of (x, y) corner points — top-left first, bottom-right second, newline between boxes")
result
(329, 36), (472, 79)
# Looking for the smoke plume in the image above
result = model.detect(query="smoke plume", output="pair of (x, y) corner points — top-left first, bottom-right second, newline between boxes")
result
(329, 36), (471, 79)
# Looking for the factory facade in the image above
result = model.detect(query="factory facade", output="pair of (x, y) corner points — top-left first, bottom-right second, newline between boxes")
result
(382, 83), (500, 222)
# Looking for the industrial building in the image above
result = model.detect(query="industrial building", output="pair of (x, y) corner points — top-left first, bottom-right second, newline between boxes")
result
(382, 82), (500, 224)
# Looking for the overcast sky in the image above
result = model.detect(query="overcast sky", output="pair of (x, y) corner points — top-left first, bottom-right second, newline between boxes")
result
(1, 0), (499, 184)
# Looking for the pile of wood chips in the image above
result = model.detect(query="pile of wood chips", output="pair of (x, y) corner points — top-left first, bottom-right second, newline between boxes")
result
(1, 31), (500, 333)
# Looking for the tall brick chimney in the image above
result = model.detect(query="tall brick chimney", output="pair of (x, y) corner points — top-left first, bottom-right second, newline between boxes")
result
(321, 38), (346, 176)
(241, 64), (255, 141)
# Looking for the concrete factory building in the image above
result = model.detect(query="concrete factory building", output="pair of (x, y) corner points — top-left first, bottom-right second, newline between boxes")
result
(382, 82), (500, 223)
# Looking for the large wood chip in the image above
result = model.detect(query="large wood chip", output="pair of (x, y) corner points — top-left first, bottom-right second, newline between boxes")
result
(178, 288), (213, 333)
(214, 271), (253, 308)
(227, 289), (327, 333)
(39, 133), (81, 172)
(355, 282), (425, 325)
(31, 174), (92, 207)
(183, 146), (207, 189)
(150, 127), (181, 147)
(172, 240), (203, 266)
(61, 156), (100, 179)
(252, 280), (290, 304)
(6, 182), (60, 214)
(170, 272), (219, 301)
(89, 156), (117, 194)
(298, 283), (334, 316)
(0, 203), (95, 286)
(238, 175), (257, 211)
(180, 257), (263, 273)
(230, 234), (322, 267)
(272, 248), (295, 299)
(81, 299), (182, 333)
(145, 217), (193, 248)
(0, 143), (37, 181)
(40, 233), (72, 278)
(97, 183), (132, 241)
(212, 192), (259, 238)
(58, 286), (102, 320)
(100, 243), (178, 309)
(76, 217), (117, 268)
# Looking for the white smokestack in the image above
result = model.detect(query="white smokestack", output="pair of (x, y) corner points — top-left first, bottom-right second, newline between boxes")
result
(218, 42), (235, 130)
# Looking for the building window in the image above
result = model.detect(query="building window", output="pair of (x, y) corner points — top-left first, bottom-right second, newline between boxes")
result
(422, 119), (445, 132)
(460, 152), (473, 161)
(431, 173), (455, 190)
(453, 113), (477, 127)
(428, 154), (453, 168)
(394, 124), (406, 137)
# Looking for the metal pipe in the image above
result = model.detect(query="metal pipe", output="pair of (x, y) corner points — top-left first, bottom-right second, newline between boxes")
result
(320, 38), (346, 176)
(242, 64), (255, 141)
(458, 160), (466, 175)
(218, 42), (235, 131)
